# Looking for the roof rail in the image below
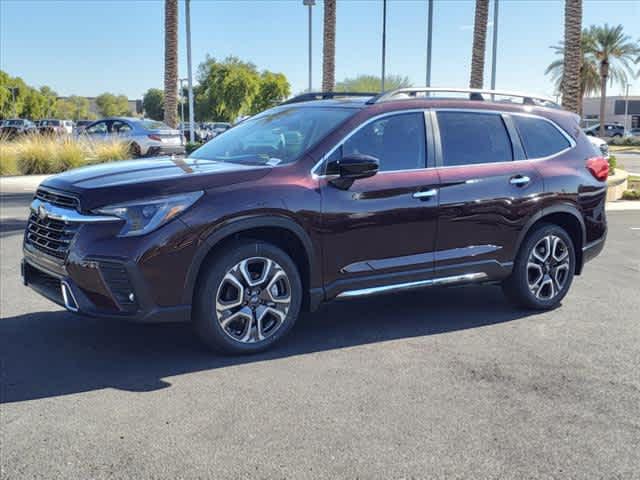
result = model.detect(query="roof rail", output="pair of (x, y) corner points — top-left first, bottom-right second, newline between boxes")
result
(367, 87), (560, 108)
(280, 91), (377, 105)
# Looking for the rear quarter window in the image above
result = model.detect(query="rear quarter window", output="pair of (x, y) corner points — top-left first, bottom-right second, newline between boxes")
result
(513, 115), (571, 158)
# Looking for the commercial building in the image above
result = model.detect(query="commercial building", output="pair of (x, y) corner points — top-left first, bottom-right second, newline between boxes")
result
(582, 95), (640, 130)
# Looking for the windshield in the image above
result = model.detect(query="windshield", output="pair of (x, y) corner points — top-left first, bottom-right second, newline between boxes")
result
(6, 120), (23, 126)
(190, 107), (355, 165)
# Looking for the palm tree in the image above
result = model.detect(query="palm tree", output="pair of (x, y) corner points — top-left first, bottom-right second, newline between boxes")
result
(469, 0), (489, 89)
(164, 0), (178, 128)
(322, 0), (336, 92)
(560, 0), (582, 114)
(587, 24), (639, 137)
(545, 32), (599, 116)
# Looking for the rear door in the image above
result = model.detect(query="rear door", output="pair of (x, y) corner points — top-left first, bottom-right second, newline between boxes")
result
(432, 109), (546, 280)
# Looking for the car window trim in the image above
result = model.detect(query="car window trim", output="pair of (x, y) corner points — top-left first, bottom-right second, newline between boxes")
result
(432, 108), (576, 169)
(311, 108), (431, 178)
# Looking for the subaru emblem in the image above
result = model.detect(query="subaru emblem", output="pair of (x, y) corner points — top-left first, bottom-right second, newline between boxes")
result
(38, 204), (47, 221)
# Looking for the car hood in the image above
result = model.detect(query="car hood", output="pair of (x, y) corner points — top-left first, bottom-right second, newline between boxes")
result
(40, 156), (272, 211)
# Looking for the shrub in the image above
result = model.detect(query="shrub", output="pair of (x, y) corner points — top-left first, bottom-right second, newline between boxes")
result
(53, 138), (86, 172)
(185, 141), (202, 154)
(85, 138), (132, 164)
(607, 155), (617, 176)
(0, 141), (19, 175)
(16, 135), (56, 174)
(608, 136), (640, 147)
(621, 189), (640, 200)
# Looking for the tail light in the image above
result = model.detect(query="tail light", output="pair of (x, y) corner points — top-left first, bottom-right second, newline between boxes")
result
(586, 156), (609, 181)
(148, 134), (162, 141)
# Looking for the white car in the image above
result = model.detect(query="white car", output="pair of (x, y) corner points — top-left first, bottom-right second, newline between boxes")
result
(586, 135), (609, 159)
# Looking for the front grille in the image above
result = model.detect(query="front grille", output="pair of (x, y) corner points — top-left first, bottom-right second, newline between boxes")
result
(25, 213), (79, 259)
(35, 188), (79, 209)
(99, 261), (138, 312)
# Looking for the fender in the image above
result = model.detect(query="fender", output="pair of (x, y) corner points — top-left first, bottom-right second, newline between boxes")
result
(182, 215), (317, 305)
(514, 201), (586, 271)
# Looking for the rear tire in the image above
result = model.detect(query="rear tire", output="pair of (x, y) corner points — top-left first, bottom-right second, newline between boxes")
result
(193, 240), (302, 354)
(130, 142), (142, 158)
(503, 223), (575, 310)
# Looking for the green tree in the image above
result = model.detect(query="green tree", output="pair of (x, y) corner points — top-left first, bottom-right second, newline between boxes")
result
(335, 74), (411, 93)
(546, 31), (600, 116)
(95, 93), (130, 117)
(586, 24), (639, 136)
(196, 56), (260, 122)
(250, 71), (290, 114)
(54, 96), (92, 120)
(143, 88), (165, 120)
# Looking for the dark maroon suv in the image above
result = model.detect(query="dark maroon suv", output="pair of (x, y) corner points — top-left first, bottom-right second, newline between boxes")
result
(22, 88), (609, 354)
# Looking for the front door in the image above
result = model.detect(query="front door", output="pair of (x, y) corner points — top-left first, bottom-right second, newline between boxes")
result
(319, 111), (440, 298)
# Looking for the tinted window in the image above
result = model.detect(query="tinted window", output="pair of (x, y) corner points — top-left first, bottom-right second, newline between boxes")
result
(342, 113), (426, 171)
(86, 121), (108, 134)
(437, 112), (512, 166)
(513, 115), (570, 158)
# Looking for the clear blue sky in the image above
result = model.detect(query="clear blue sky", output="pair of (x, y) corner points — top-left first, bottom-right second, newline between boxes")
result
(1, 0), (638, 100)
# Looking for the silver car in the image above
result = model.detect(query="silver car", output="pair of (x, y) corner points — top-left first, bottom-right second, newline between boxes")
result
(81, 117), (185, 157)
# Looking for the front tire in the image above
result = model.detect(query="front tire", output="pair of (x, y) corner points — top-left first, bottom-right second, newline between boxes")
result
(503, 223), (575, 310)
(193, 241), (302, 354)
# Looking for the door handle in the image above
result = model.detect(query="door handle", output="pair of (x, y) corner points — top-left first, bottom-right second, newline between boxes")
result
(509, 175), (531, 186)
(413, 189), (438, 199)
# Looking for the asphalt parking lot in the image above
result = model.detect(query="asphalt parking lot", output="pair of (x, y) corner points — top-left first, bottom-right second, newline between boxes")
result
(1, 190), (639, 479)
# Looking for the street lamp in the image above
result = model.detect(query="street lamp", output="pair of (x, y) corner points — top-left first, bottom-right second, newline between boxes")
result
(179, 78), (188, 145)
(303, 0), (316, 92)
(185, 0), (195, 143)
(381, 0), (387, 91)
(624, 83), (631, 133)
(490, 0), (499, 92)
(425, 0), (433, 88)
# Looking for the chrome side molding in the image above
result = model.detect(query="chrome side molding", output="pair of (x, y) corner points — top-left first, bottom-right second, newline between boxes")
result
(336, 272), (487, 299)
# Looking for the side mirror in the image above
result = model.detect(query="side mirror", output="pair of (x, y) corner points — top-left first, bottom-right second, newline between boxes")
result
(329, 154), (379, 189)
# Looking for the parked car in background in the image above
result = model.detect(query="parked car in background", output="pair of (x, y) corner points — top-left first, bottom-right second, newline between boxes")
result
(210, 122), (232, 138)
(584, 123), (624, 137)
(586, 135), (609, 159)
(1, 118), (37, 137)
(179, 122), (205, 143)
(73, 120), (93, 135)
(624, 128), (640, 137)
(38, 119), (73, 135)
(22, 88), (608, 354)
(81, 117), (185, 156)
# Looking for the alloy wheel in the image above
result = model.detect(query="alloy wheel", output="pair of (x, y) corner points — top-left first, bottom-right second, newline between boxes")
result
(215, 257), (291, 343)
(526, 235), (571, 301)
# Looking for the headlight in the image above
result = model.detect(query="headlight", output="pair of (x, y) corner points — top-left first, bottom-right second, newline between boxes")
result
(94, 191), (203, 237)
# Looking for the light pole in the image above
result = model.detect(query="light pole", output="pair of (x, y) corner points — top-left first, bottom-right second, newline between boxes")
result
(381, 0), (387, 91)
(303, 0), (315, 92)
(490, 0), (499, 92)
(185, 0), (195, 143)
(624, 83), (631, 133)
(179, 78), (187, 145)
(425, 0), (433, 88)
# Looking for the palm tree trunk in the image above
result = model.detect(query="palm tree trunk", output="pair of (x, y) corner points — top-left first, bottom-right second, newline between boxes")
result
(322, 0), (336, 92)
(599, 60), (608, 137)
(164, 0), (178, 128)
(469, 0), (489, 89)
(561, 0), (582, 114)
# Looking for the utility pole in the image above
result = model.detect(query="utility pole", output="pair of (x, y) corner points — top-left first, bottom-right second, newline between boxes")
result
(426, 0), (433, 88)
(179, 78), (187, 145)
(185, 0), (195, 143)
(303, 0), (316, 92)
(381, 0), (387, 91)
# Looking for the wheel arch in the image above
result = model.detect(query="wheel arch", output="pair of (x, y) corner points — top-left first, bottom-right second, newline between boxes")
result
(516, 204), (586, 274)
(184, 216), (320, 311)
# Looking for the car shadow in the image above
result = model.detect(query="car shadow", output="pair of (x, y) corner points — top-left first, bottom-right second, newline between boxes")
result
(0, 285), (541, 404)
